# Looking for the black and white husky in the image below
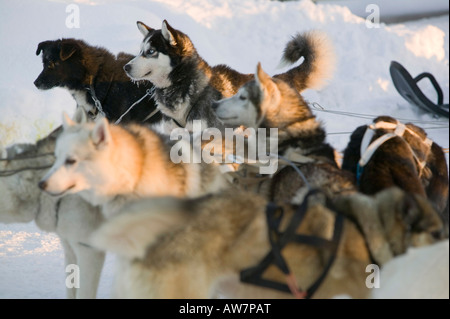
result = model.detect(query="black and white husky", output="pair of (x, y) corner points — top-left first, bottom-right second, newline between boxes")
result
(124, 20), (335, 131)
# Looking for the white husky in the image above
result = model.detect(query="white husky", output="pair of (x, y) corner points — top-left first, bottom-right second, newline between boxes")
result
(0, 129), (105, 299)
(39, 108), (229, 218)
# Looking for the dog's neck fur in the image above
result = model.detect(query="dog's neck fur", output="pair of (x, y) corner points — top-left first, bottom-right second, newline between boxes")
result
(98, 125), (187, 217)
(258, 80), (335, 164)
(154, 52), (222, 127)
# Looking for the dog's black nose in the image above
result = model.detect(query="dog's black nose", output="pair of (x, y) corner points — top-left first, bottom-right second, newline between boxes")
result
(38, 180), (47, 191)
(123, 64), (131, 73)
(33, 78), (41, 88)
(211, 101), (219, 110)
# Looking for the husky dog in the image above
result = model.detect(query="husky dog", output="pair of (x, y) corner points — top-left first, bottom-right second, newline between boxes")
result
(213, 63), (334, 156)
(0, 129), (104, 299)
(212, 63), (355, 201)
(342, 116), (449, 234)
(38, 108), (229, 219)
(34, 38), (161, 124)
(90, 186), (444, 299)
(123, 20), (335, 131)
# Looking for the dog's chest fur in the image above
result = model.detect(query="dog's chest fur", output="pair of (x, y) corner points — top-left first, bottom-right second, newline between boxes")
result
(67, 89), (96, 115)
(154, 60), (223, 128)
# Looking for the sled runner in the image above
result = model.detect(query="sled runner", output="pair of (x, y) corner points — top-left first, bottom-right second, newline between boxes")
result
(390, 61), (449, 118)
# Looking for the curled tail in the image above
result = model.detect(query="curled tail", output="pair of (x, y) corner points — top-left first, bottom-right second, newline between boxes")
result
(274, 30), (336, 92)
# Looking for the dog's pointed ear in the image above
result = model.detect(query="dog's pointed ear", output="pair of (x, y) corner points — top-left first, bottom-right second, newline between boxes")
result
(161, 20), (177, 46)
(255, 62), (279, 99)
(36, 41), (52, 56)
(91, 117), (111, 149)
(137, 21), (154, 37)
(59, 42), (77, 61)
(255, 62), (272, 89)
(72, 107), (88, 125)
(62, 111), (76, 129)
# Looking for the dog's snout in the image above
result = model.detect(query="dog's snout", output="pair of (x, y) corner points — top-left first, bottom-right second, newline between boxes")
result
(38, 180), (47, 191)
(124, 64), (131, 73)
(33, 78), (41, 88)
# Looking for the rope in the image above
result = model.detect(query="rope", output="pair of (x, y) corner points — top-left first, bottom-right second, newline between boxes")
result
(272, 153), (312, 190)
(311, 102), (449, 127)
(115, 88), (155, 125)
(0, 152), (54, 176)
(0, 152), (54, 161)
(0, 164), (53, 177)
(311, 102), (449, 152)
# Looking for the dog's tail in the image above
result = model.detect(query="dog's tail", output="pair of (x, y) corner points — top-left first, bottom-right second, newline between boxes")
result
(274, 30), (336, 92)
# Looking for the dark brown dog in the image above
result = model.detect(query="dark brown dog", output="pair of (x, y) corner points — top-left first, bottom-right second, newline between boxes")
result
(34, 38), (161, 124)
(342, 115), (449, 234)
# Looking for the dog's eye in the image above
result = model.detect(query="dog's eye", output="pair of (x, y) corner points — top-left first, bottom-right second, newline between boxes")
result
(146, 49), (157, 57)
(47, 61), (55, 69)
(239, 94), (247, 101)
(65, 158), (77, 166)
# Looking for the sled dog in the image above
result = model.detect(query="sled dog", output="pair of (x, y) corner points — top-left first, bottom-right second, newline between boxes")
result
(212, 63), (355, 201)
(34, 38), (161, 124)
(0, 129), (104, 299)
(38, 108), (229, 218)
(90, 187), (444, 299)
(124, 20), (335, 130)
(342, 116), (449, 234)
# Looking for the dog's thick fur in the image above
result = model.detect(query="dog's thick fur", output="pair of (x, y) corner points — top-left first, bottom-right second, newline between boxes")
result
(342, 116), (449, 233)
(0, 129), (104, 299)
(124, 20), (335, 130)
(39, 108), (229, 218)
(34, 38), (161, 124)
(212, 63), (355, 201)
(90, 187), (444, 299)
(213, 63), (335, 157)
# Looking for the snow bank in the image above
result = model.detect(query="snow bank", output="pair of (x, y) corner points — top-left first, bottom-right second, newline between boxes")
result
(372, 240), (449, 299)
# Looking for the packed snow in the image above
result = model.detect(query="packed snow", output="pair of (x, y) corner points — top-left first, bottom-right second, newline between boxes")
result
(0, 0), (448, 299)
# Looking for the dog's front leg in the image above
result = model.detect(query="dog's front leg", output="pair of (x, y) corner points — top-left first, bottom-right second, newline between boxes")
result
(73, 243), (105, 299)
(60, 239), (77, 299)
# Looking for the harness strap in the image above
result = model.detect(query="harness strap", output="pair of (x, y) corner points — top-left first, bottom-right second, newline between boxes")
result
(370, 120), (433, 146)
(358, 120), (433, 182)
(359, 132), (398, 167)
(240, 189), (344, 299)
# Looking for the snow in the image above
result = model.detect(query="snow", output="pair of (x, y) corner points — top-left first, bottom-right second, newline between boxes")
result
(0, 0), (448, 299)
